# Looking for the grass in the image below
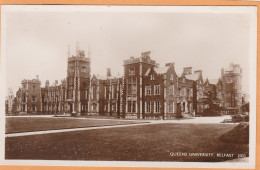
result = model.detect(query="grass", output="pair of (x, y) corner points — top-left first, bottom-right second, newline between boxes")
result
(6, 117), (147, 134)
(5, 123), (249, 162)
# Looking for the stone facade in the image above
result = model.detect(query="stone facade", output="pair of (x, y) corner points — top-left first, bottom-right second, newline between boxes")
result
(221, 63), (243, 112)
(15, 75), (41, 114)
(10, 48), (244, 118)
(89, 71), (122, 117)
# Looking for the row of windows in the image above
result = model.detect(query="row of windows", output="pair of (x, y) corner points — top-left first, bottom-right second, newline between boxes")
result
(144, 85), (161, 96)
(127, 101), (174, 114)
(145, 85), (176, 96)
(104, 85), (118, 99)
(104, 103), (117, 112)
(144, 101), (175, 113)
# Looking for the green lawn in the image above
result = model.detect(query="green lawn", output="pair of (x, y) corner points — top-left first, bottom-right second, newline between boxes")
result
(6, 117), (147, 134)
(5, 123), (249, 162)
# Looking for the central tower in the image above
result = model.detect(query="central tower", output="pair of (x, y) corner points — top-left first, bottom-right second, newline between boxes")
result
(67, 44), (91, 115)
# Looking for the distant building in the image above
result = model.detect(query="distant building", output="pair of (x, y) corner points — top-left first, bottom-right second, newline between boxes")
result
(89, 69), (123, 117)
(122, 51), (157, 119)
(221, 63), (243, 112)
(184, 69), (204, 114)
(15, 76), (41, 114)
(5, 88), (14, 114)
(10, 46), (244, 118)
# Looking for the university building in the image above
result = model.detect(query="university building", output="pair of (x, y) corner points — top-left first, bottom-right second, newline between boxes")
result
(8, 47), (244, 119)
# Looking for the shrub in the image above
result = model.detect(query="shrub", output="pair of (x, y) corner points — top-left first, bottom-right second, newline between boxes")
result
(232, 114), (249, 122)
(202, 108), (221, 116)
(232, 114), (244, 122)
(220, 123), (249, 144)
(244, 115), (249, 122)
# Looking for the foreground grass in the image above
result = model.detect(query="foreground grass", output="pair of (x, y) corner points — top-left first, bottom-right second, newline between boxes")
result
(6, 117), (146, 133)
(5, 123), (248, 162)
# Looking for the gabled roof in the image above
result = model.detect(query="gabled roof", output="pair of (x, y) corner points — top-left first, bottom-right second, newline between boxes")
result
(154, 66), (169, 74)
(209, 79), (218, 85)
(94, 74), (107, 80)
(176, 73), (182, 78)
(145, 68), (151, 76)
(185, 72), (200, 81)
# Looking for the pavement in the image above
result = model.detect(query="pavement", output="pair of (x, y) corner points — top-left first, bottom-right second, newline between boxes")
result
(5, 115), (234, 138)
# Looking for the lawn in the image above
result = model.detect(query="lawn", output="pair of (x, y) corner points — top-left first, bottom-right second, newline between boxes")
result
(5, 123), (249, 162)
(6, 117), (147, 134)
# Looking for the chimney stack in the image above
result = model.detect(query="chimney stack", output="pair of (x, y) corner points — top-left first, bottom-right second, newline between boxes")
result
(141, 51), (151, 58)
(165, 62), (175, 67)
(183, 67), (192, 75)
(45, 80), (49, 88)
(107, 68), (111, 77)
(194, 70), (202, 74)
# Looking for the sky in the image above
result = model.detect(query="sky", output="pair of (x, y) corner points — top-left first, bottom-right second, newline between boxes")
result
(2, 5), (257, 96)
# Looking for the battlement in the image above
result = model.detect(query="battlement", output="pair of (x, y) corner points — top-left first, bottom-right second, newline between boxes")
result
(123, 51), (156, 66)
(21, 75), (41, 84)
(68, 56), (90, 62)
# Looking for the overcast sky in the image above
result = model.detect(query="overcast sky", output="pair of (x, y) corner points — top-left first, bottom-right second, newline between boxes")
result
(2, 5), (257, 96)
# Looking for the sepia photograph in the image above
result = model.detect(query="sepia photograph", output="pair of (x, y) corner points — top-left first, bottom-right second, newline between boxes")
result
(0, 5), (257, 169)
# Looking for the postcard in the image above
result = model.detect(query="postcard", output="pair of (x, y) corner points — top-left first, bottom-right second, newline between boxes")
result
(0, 5), (257, 169)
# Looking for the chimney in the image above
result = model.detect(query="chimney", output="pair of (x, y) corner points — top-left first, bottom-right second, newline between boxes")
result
(36, 75), (39, 80)
(141, 51), (151, 58)
(107, 68), (111, 77)
(194, 70), (202, 74)
(183, 67), (192, 75)
(165, 62), (175, 67)
(45, 80), (49, 88)
(221, 68), (224, 80)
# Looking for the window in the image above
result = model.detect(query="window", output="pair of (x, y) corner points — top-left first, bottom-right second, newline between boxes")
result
(182, 78), (185, 83)
(180, 87), (186, 96)
(189, 88), (193, 97)
(105, 85), (109, 99)
(112, 103), (116, 111)
(129, 68), (135, 75)
(33, 85), (36, 90)
(145, 86), (151, 96)
(127, 101), (136, 113)
(150, 74), (154, 80)
(112, 85), (117, 99)
(32, 96), (36, 102)
(154, 101), (160, 113)
(85, 90), (89, 99)
(170, 74), (174, 81)
(128, 84), (137, 95)
(154, 85), (160, 95)
(81, 66), (87, 72)
(132, 101), (136, 113)
(127, 101), (131, 113)
(32, 105), (36, 111)
(169, 101), (174, 113)
(92, 86), (97, 99)
(169, 84), (174, 95)
(145, 101), (151, 113)
(92, 104), (96, 111)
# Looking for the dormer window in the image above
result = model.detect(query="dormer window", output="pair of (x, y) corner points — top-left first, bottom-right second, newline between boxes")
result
(129, 68), (135, 75)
